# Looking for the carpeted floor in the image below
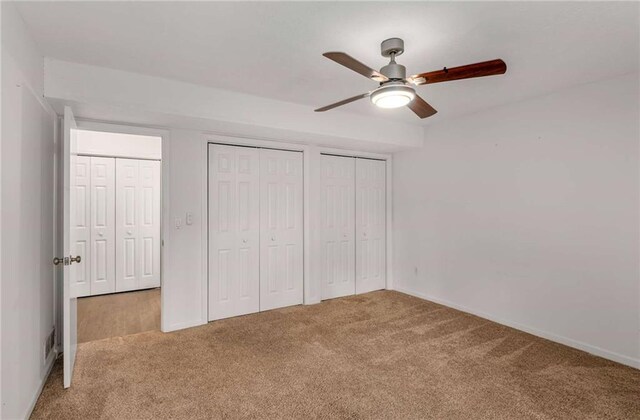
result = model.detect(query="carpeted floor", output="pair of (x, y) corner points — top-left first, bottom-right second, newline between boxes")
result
(78, 288), (160, 343)
(32, 291), (639, 419)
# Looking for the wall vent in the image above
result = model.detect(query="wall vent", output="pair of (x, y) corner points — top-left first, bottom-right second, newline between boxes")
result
(44, 327), (55, 361)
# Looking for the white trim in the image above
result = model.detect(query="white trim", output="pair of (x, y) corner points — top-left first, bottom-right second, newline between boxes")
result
(394, 286), (640, 369)
(23, 350), (57, 420)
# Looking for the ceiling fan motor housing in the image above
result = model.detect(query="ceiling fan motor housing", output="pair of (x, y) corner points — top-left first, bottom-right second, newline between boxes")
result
(380, 62), (407, 80)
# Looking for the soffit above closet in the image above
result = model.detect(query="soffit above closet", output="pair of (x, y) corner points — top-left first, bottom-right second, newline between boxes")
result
(16, 2), (639, 126)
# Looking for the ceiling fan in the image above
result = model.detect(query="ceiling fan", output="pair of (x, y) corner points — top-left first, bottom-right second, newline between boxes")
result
(315, 38), (507, 119)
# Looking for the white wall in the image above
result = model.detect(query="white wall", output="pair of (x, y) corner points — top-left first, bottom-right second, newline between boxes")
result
(1, 3), (58, 418)
(393, 73), (640, 368)
(75, 129), (161, 160)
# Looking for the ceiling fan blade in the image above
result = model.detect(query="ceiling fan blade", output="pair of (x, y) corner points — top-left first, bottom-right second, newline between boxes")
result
(315, 93), (370, 112)
(323, 52), (388, 82)
(409, 59), (507, 86)
(407, 94), (437, 119)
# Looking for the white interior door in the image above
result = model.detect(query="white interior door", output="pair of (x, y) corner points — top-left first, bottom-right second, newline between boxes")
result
(115, 158), (161, 292)
(70, 156), (91, 297)
(208, 144), (260, 320)
(63, 106), (80, 388)
(259, 148), (303, 311)
(320, 155), (356, 300)
(90, 157), (116, 295)
(355, 158), (386, 294)
(138, 160), (161, 289)
(115, 159), (139, 292)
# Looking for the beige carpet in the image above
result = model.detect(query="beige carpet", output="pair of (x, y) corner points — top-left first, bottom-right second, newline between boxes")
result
(78, 288), (160, 343)
(32, 291), (639, 419)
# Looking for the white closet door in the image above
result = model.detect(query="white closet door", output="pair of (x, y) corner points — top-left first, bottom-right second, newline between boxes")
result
(208, 145), (260, 321)
(115, 158), (161, 292)
(115, 159), (140, 292)
(320, 155), (356, 300)
(138, 160), (161, 289)
(70, 156), (91, 297)
(259, 149), (304, 311)
(355, 158), (386, 294)
(89, 157), (115, 295)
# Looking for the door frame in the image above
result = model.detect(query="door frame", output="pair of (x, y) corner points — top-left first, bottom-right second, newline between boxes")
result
(71, 119), (169, 329)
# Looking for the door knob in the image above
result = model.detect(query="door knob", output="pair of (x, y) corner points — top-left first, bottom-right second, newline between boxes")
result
(69, 255), (81, 264)
(53, 257), (64, 266)
(271, 236), (276, 241)
(127, 230), (132, 235)
(98, 232), (104, 237)
(242, 238), (247, 244)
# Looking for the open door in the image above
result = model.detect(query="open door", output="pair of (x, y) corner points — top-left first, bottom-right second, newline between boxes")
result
(62, 106), (81, 388)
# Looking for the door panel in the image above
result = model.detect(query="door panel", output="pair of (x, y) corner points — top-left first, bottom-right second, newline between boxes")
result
(116, 159), (139, 292)
(115, 158), (161, 292)
(259, 149), (303, 311)
(208, 145), (260, 320)
(90, 157), (115, 295)
(321, 155), (356, 300)
(138, 160), (161, 289)
(70, 156), (91, 297)
(355, 158), (386, 294)
(63, 106), (78, 388)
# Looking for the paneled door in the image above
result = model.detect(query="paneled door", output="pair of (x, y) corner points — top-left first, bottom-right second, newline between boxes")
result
(259, 149), (304, 311)
(138, 160), (161, 289)
(115, 158), (161, 292)
(89, 157), (115, 295)
(320, 155), (356, 300)
(70, 155), (91, 297)
(208, 145), (260, 320)
(63, 107), (80, 388)
(355, 158), (386, 294)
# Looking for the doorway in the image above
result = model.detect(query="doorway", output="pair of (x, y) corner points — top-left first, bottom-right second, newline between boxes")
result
(72, 128), (162, 342)
(59, 109), (166, 387)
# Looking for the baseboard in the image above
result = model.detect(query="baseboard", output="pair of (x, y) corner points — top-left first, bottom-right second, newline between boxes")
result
(22, 350), (57, 420)
(163, 318), (205, 333)
(393, 286), (640, 370)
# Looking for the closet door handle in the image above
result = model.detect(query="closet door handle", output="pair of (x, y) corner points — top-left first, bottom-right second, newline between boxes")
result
(271, 236), (276, 242)
(127, 230), (133, 235)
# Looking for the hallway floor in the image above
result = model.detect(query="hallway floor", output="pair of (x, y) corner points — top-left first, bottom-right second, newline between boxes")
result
(78, 288), (160, 343)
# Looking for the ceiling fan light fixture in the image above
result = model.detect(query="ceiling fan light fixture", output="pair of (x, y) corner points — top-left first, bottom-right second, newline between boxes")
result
(370, 84), (415, 109)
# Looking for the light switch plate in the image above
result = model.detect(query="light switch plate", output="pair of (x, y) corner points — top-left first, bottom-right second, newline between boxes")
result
(186, 212), (193, 225)
(175, 217), (182, 229)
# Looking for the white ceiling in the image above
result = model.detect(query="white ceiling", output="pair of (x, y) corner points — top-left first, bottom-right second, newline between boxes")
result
(16, 1), (640, 126)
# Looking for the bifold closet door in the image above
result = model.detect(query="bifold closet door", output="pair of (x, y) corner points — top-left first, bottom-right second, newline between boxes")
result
(320, 155), (355, 300)
(89, 157), (116, 295)
(355, 158), (386, 294)
(208, 145), (260, 321)
(70, 156), (91, 297)
(115, 159), (161, 292)
(259, 149), (304, 311)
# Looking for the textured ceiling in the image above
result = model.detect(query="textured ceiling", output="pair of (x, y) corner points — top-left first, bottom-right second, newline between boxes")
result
(15, 1), (640, 126)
